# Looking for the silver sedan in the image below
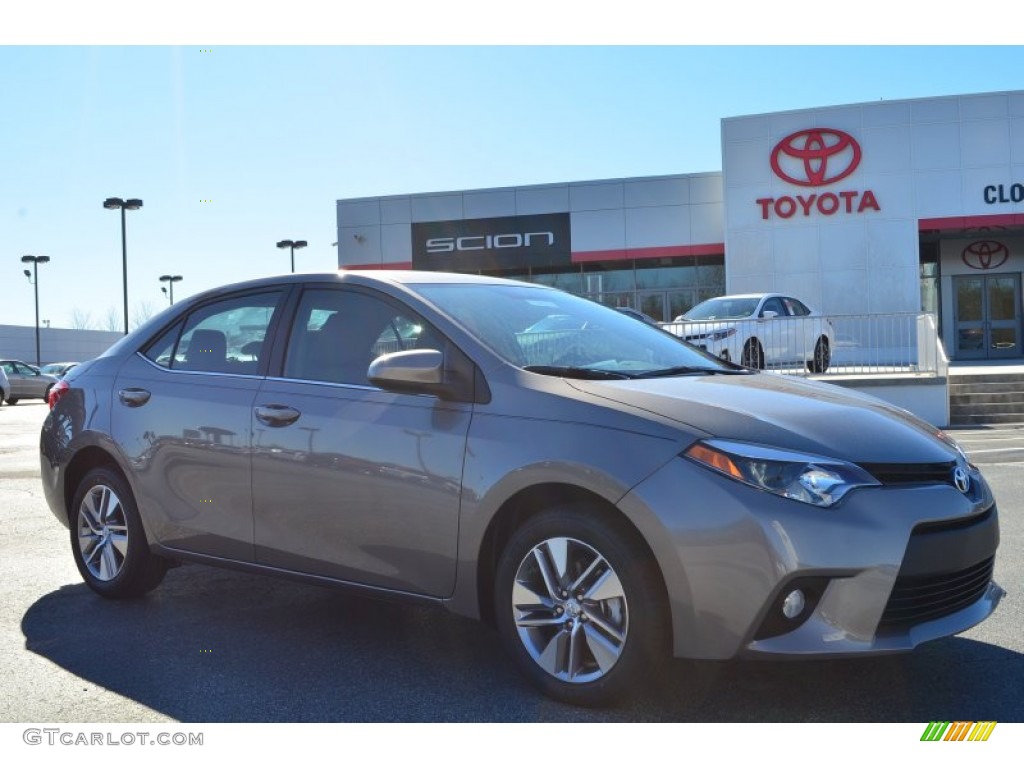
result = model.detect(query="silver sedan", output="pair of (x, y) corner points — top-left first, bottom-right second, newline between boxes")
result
(39, 272), (1002, 706)
(1, 359), (59, 404)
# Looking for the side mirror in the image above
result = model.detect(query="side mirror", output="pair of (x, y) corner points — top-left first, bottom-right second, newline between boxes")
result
(368, 349), (446, 396)
(760, 310), (779, 319)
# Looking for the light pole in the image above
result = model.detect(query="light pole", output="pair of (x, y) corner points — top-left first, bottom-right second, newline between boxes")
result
(21, 255), (50, 367)
(159, 274), (183, 305)
(276, 239), (307, 273)
(103, 197), (143, 334)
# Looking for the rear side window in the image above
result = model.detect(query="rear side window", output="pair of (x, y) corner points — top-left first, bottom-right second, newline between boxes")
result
(143, 292), (283, 375)
(783, 298), (811, 316)
(283, 288), (441, 385)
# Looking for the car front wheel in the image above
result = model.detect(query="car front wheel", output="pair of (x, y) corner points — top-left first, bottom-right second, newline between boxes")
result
(741, 338), (765, 369)
(807, 336), (831, 373)
(494, 505), (668, 706)
(70, 467), (168, 598)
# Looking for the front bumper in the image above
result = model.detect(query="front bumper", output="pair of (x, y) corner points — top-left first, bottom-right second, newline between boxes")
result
(618, 456), (1003, 660)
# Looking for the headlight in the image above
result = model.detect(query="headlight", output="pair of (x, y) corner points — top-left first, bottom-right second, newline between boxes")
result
(705, 328), (736, 341)
(684, 439), (880, 508)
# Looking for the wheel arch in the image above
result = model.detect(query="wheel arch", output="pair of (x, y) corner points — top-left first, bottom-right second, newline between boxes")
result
(475, 483), (671, 637)
(63, 446), (130, 528)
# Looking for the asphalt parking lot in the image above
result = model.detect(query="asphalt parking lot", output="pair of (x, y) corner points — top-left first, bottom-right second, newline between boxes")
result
(2, 401), (1021, 722)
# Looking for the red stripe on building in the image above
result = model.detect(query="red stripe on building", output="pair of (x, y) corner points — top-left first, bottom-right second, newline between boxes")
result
(919, 214), (1024, 231)
(571, 243), (725, 263)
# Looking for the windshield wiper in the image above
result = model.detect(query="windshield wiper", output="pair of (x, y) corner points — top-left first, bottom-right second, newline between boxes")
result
(633, 365), (750, 378)
(522, 365), (636, 380)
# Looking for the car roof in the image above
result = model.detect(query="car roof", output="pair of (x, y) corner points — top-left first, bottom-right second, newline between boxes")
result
(182, 270), (546, 303)
(703, 293), (785, 301)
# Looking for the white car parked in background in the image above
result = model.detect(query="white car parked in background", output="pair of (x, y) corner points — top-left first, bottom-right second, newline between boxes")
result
(666, 293), (835, 373)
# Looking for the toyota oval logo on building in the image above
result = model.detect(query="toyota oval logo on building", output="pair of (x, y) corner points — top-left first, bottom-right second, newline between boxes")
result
(961, 240), (1010, 270)
(771, 128), (862, 187)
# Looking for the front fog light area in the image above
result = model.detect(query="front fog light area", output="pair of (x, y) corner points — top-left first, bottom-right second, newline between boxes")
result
(684, 439), (881, 508)
(782, 589), (805, 619)
(754, 577), (831, 640)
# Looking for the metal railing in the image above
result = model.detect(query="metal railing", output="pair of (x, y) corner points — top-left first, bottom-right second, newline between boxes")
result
(661, 312), (944, 377)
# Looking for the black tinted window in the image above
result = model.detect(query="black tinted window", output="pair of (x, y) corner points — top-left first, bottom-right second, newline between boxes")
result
(144, 292), (282, 374)
(284, 289), (440, 385)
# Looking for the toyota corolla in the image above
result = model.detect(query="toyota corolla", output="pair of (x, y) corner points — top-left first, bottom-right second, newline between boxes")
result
(40, 271), (1003, 706)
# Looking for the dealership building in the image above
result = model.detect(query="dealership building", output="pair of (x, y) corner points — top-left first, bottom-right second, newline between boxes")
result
(337, 89), (1024, 364)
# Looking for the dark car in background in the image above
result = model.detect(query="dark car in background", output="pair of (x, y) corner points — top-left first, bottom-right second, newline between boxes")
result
(1, 359), (59, 404)
(39, 272), (1003, 706)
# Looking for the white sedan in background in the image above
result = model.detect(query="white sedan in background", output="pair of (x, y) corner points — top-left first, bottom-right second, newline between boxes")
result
(665, 293), (835, 373)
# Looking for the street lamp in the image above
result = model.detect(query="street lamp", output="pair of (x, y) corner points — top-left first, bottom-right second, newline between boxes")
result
(103, 197), (143, 335)
(276, 239), (307, 273)
(20, 255), (50, 367)
(159, 274), (183, 305)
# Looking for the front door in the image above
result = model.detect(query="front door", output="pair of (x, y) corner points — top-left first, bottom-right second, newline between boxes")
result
(954, 274), (1023, 359)
(251, 286), (470, 598)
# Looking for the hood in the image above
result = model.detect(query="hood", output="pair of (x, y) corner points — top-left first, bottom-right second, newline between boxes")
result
(567, 372), (956, 465)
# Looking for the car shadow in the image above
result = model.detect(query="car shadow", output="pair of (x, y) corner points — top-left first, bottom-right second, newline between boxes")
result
(21, 565), (1024, 722)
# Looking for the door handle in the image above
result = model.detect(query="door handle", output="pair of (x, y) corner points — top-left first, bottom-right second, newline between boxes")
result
(118, 388), (151, 407)
(254, 404), (301, 427)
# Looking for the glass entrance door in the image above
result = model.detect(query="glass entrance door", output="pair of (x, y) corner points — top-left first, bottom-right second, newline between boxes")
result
(954, 274), (1022, 359)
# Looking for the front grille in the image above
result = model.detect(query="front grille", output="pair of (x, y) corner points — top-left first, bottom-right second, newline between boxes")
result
(878, 555), (994, 631)
(858, 461), (956, 486)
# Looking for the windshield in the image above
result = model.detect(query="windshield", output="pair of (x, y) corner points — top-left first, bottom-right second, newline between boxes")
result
(416, 283), (737, 376)
(682, 297), (760, 321)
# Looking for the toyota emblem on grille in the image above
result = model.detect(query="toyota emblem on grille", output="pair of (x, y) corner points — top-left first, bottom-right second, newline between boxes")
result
(953, 465), (971, 494)
(770, 128), (862, 187)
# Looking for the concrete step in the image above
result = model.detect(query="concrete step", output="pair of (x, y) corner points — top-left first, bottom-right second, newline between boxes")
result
(950, 403), (1024, 417)
(950, 392), (1024, 406)
(949, 412), (1024, 426)
(948, 381), (1024, 395)
(948, 372), (1024, 385)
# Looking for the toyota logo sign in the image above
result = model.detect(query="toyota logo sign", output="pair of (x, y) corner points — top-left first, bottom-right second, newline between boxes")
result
(771, 129), (862, 187)
(961, 240), (1010, 270)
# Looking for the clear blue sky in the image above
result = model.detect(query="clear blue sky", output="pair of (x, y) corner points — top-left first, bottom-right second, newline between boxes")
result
(3, 41), (1024, 331)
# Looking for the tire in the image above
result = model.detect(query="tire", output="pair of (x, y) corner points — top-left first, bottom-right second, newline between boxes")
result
(494, 504), (669, 707)
(807, 336), (831, 374)
(6, 397), (18, 405)
(740, 339), (764, 369)
(70, 467), (167, 599)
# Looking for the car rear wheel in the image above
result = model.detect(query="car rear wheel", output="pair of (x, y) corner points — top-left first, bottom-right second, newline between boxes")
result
(70, 467), (168, 599)
(741, 339), (764, 369)
(494, 505), (668, 707)
(6, 397), (18, 405)
(807, 336), (831, 373)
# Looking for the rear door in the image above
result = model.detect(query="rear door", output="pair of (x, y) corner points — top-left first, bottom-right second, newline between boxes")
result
(111, 289), (287, 561)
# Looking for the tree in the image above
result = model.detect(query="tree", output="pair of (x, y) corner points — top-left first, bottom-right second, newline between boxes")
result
(132, 300), (156, 331)
(103, 307), (121, 332)
(68, 308), (95, 330)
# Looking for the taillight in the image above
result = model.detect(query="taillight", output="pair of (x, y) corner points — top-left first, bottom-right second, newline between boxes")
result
(48, 379), (69, 409)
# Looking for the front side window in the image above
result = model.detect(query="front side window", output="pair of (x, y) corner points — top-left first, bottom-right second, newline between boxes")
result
(283, 289), (441, 385)
(143, 292), (282, 374)
(761, 297), (786, 317)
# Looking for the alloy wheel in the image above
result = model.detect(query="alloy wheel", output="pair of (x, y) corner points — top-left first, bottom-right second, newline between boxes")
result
(76, 484), (130, 582)
(511, 536), (629, 683)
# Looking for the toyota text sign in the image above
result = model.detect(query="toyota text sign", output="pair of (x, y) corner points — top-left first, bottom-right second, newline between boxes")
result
(757, 128), (880, 220)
